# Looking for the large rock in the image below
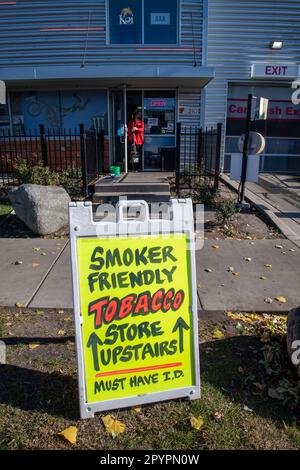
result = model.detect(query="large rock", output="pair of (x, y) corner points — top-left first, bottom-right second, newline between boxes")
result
(9, 184), (71, 235)
(287, 306), (300, 378)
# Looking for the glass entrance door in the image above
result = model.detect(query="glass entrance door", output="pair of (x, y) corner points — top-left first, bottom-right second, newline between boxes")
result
(143, 91), (176, 171)
(111, 87), (128, 172)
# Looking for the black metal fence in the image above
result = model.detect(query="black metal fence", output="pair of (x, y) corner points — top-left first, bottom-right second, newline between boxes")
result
(175, 122), (222, 196)
(0, 124), (104, 196)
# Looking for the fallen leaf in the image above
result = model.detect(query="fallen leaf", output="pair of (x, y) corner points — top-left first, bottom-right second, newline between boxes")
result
(211, 245), (220, 249)
(232, 272), (240, 276)
(58, 310), (64, 314)
(33, 247), (41, 252)
(260, 331), (270, 343)
(244, 257), (252, 262)
(212, 329), (225, 340)
(260, 276), (267, 280)
(264, 264), (273, 269)
(289, 249), (295, 253)
(253, 382), (264, 391)
(29, 343), (40, 350)
(41, 252), (47, 256)
(15, 302), (24, 308)
(14, 260), (23, 265)
(32, 263), (40, 268)
(264, 297), (273, 304)
(58, 330), (66, 336)
(275, 296), (287, 304)
(102, 415), (126, 438)
(275, 245), (283, 249)
(238, 366), (245, 374)
(204, 268), (212, 273)
(190, 416), (204, 431)
(132, 406), (142, 413)
(227, 266), (235, 272)
(57, 426), (77, 445)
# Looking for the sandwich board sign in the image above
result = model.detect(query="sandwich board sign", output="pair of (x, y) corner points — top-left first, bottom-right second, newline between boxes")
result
(69, 199), (200, 419)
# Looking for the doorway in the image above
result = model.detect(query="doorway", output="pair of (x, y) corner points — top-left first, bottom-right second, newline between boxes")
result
(110, 88), (176, 172)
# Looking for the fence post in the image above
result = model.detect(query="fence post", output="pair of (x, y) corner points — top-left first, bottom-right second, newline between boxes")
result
(214, 122), (222, 192)
(175, 122), (181, 196)
(100, 130), (105, 174)
(39, 124), (48, 167)
(80, 124), (88, 198)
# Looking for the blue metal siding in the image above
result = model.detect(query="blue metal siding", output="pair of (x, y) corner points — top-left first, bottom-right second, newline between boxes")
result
(0, 0), (203, 69)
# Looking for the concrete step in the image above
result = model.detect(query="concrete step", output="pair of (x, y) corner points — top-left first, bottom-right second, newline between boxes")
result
(93, 191), (171, 203)
(94, 182), (170, 193)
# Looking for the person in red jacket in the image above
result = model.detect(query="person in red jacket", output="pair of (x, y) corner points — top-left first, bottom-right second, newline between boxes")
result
(128, 111), (144, 170)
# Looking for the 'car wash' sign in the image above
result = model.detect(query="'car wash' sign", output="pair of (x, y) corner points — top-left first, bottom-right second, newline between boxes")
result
(69, 200), (200, 419)
(251, 63), (299, 79)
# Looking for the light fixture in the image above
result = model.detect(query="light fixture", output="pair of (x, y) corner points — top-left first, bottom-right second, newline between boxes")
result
(269, 41), (283, 50)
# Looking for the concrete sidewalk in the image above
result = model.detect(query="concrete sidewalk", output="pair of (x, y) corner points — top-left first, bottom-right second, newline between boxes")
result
(0, 237), (299, 312)
(221, 173), (300, 248)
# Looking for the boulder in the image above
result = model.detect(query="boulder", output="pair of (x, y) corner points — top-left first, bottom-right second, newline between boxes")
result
(9, 184), (71, 235)
(287, 306), (300, 378)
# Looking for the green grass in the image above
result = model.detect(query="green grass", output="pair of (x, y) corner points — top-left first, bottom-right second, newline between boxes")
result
(0, 308), (299, 450)
(0, 202), (11, 221)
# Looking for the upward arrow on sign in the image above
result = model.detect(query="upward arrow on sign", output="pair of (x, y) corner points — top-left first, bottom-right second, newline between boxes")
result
(87, 332), (103, 372)
(172, 317), (190, 353)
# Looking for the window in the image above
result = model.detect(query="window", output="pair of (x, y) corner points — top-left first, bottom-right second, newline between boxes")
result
(109, 0), (178, 45)
(109, 1), (142, 44)
(144, 0), (178, 44)
(144, 91), (176, 135)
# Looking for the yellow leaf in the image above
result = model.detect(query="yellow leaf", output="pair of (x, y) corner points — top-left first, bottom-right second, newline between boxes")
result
(211, 244), (220, 249)
(232, 272), (240, 276)
(29, 343), (40, 350)
(58, 330), (66, 336)
(190, 415), (204, 431)
(102, 415), (126, 438)
(58, 426), (77, 445)
(33, 247), (41, 252)
(15, 302), (24, 308)
(275, 296), (287, 304)
(132, 406), (142, 413)
(264, 264), (272, 269)
(212, 329), (225, 340)
(238, 366), (245, 374)
(260, 276), (267, 280)
(226, 311), (241, 321)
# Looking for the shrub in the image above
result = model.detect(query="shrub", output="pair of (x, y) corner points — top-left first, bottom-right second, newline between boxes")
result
(193, 181), (217, 206)
(14, 159), (82, 198)
(215, 198), (240, 225)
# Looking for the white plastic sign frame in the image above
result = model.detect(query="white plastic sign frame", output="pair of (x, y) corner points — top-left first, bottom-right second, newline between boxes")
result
(69, 199), (200, 419)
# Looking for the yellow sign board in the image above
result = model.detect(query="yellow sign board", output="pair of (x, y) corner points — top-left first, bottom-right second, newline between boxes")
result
(77, 234), (195, 404)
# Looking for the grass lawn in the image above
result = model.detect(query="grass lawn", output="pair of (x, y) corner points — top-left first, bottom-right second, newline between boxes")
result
(0, 202), (11, 222)
(0, 308), (299, 450)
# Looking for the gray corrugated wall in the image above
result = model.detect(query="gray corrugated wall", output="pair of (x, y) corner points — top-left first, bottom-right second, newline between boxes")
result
(203, 0), (300, 162)
(0, 0), (203, 68)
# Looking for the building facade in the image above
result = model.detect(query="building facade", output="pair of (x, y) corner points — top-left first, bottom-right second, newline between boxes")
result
(203, 0), (300, 173)
(0, 0), (213, 171)
(0, 0), (300, 173)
